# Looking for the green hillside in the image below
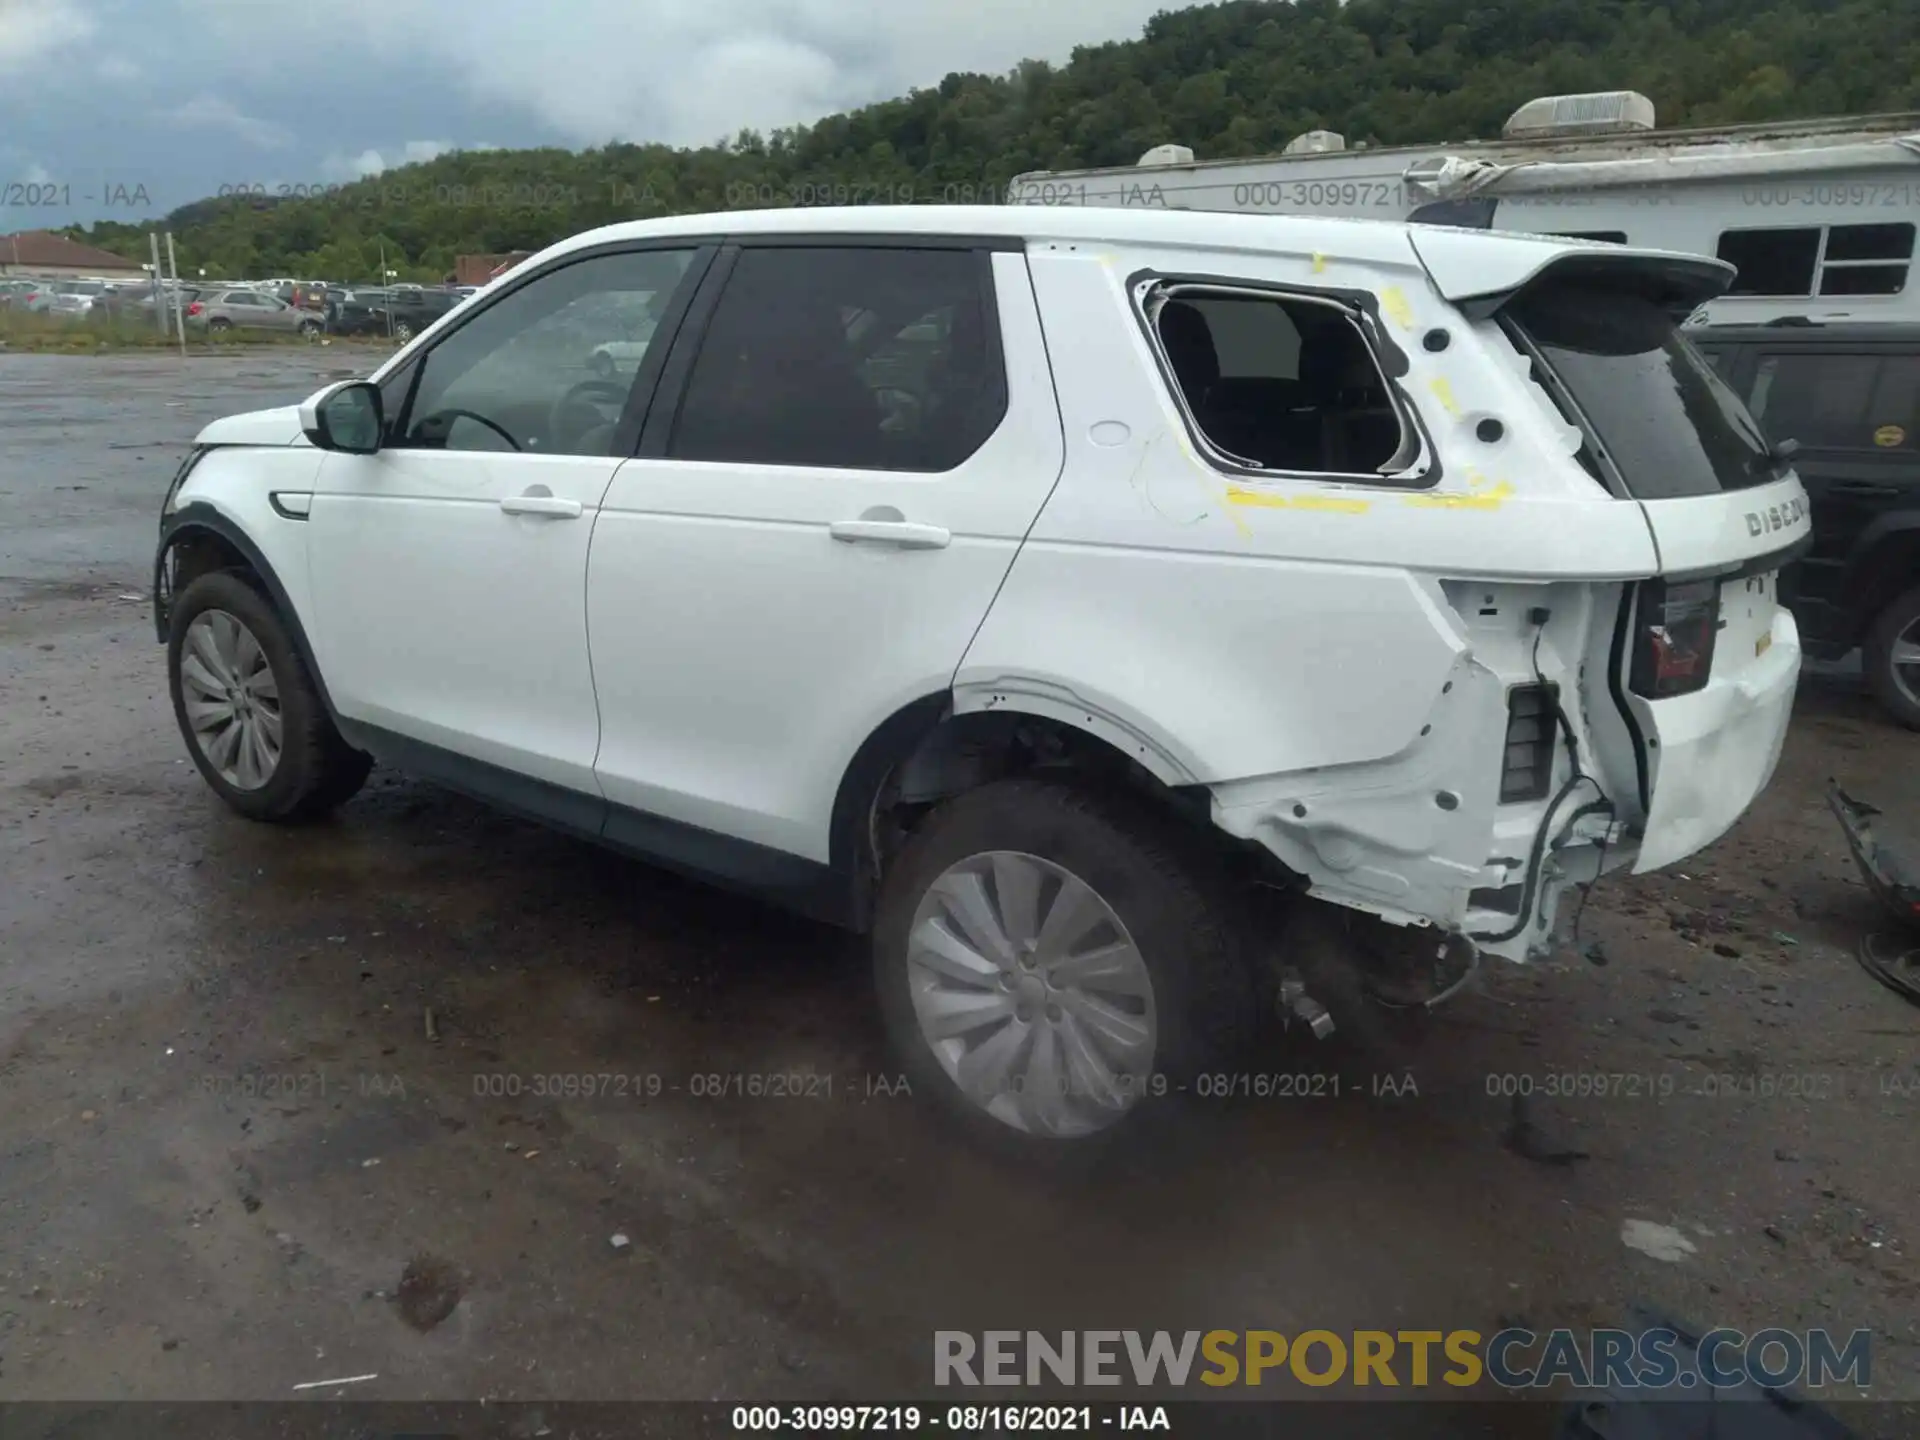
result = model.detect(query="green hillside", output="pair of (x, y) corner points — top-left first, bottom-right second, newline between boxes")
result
(66, 0), (1920, 282)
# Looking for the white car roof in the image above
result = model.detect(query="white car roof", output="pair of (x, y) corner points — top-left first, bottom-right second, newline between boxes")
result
(526, 203), (1730, 307)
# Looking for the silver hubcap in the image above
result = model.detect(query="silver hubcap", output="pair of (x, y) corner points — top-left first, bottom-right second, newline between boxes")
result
(1892, 619), (1920, 708)
(906, 851), (1155, 1138)
(180, 609), (283, 791)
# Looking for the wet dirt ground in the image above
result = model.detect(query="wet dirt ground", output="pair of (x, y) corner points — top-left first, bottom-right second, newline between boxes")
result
(2, 353), (1919, 1424)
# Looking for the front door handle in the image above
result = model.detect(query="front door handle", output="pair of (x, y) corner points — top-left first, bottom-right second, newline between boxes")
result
(830, 513), (950, 550)
(1825, 481), (1898, 499)
(500, 487), (582, 519)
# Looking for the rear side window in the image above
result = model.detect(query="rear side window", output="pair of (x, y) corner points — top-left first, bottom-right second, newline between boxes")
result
(1504, 282), (1776, 498)
(1751, 352), (1920, 452)
(1149, 287), (1412, 477)
(671, 246), (1006, 472)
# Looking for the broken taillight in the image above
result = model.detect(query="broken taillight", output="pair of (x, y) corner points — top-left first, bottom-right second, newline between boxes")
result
(1629, 578), (1720, 699)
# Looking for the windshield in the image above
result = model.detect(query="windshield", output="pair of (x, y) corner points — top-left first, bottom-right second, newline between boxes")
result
(1504, 282), (1776, 498)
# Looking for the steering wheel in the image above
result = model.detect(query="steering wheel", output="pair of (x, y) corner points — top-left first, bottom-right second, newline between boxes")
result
(414, 407), (521, 452)
(547, 380), (631, 452)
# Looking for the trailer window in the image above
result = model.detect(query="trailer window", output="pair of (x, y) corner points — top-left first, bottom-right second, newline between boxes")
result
(1717, 223), (1914, 298)
(1717, 228), (1820, 296)
(1819, 223), (1914, 296)
(1151, 289), (1410, 477)
(1503, 282), (1776, 498)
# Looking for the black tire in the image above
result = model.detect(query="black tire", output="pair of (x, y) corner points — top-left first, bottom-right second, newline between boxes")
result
(393, 320), (414, 342)
(206, 317), (232, 334)
(591, 352), (615, 377)
(1863, 583), (1920, 731)
(167, 571), (372, 822)
(298, 319), (321, 338)
(872, 778), (1258, 1159)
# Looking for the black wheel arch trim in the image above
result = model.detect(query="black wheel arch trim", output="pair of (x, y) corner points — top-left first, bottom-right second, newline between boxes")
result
(826, 691), (954, 930)
(1835, 513), (1920, 645)
(155, 501), (344, 726)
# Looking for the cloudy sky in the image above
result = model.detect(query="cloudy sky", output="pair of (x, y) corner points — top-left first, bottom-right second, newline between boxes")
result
(2, 0), (1181, 229)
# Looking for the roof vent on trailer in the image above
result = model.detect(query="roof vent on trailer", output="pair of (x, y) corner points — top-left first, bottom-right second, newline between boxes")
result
(1283, 129), (1345, 154)
(1502, 90), (1656, 139)
(1137, 144), (1195, 167)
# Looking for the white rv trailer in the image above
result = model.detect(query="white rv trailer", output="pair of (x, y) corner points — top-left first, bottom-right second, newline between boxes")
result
(1006, 93), (1920, 325)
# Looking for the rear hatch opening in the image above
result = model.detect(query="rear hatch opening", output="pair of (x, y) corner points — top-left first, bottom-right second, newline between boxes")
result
(1492, 259), (1810, 879)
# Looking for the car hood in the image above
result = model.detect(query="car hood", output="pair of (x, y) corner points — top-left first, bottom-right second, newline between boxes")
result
(194, 404), (308, 447)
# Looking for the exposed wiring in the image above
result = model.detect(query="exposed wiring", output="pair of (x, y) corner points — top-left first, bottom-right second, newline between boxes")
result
(1470, 774), (1604, 944)
(1367, 929), (1483, 1011)
(1527, 607), (1616, 951)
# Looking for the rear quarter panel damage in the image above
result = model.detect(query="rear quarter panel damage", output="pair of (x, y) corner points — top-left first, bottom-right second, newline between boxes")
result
(956, 242), (1665, 950)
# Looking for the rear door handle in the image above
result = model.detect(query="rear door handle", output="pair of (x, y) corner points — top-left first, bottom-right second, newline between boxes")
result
(829, 519), (950, 550)
(1825, 481), (1899, 498)
(500, 490), (582, 519)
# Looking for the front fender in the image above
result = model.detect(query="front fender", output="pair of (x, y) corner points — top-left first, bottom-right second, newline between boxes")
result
(153, 450), (335, 726)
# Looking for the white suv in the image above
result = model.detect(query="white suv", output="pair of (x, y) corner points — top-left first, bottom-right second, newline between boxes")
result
(154, 206), (1808, 1152)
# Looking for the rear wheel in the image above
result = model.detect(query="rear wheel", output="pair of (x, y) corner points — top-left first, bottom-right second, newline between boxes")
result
(297, 318), (321, 338)
(206, 317), (232, 334)
(872, 779), (1258, 1156)
(168, 571), (371, 821)
(1864, 583), (1920, 730)
(392, 319), (415, 342)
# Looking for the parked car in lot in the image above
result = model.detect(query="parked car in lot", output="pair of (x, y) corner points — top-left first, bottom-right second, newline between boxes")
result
(1692, 322), (1920, 727)
(184, 288), (323, 336)
(322, 286), (388, 335)
(153, 207), (1808, 1153)
(370, 285), (465, 342)
(46, 291), (97, 319)
(20, 279), (109, 312)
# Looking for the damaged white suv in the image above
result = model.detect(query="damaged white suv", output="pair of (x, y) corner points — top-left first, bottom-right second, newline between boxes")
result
(154, 206), (1808, 1151)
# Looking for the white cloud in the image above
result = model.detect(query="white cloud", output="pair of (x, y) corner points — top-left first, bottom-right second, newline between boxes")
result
(96, 53), (139, 80)
(159, 93), (293, 150)
(176, 0), (1177, 149)
(21, 161), (53, 184)
(317, 138), (454, 180)
(0, 0), (96, 74)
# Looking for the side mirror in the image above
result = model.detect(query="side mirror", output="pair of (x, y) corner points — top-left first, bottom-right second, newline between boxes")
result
(300, 380), (384, 454)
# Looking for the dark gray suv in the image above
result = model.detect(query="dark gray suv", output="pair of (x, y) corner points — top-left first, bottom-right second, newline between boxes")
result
(1692, 321), (1920, 728)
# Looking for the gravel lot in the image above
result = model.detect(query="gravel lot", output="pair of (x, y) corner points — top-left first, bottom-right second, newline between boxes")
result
(2, 353), (1918, 1428)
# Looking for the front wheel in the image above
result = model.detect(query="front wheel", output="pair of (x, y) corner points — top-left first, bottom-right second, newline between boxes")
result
(872, 779), (1258, 1156)
(168, 571), (371, 821)
(1864, 583), (1920, 730)
(392, 319), (414, 342)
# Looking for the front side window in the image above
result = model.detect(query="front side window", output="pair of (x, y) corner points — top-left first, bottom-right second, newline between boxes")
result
(399, 247), (695, 458)
(1149, 285), (1411, 477)
(670, 245), (1006, 472)
(1751, 352), (1919, 452)
(1504, 281), (1776, 498)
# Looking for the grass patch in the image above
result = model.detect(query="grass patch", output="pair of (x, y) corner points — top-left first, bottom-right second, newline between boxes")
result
(0, 311), (394, 355)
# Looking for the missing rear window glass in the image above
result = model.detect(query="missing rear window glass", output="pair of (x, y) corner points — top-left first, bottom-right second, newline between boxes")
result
(1151, 288), (1410, 476)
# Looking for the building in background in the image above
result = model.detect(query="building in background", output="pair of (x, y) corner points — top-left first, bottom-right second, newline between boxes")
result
(0, 230), (148, 280)
(455, 251), (535, 286)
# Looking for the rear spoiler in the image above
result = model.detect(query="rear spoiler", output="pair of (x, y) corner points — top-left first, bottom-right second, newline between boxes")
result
(1408, 227), (1735, 321)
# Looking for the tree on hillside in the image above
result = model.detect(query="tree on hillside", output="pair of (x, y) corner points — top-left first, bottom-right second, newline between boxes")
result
(60, 0), (1920, 277)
